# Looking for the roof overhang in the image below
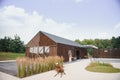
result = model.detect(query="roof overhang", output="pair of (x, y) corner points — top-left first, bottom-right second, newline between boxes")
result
(81, 45), (98, 49)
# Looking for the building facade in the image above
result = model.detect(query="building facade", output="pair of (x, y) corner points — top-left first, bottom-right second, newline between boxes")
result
(26, 31), (87, 62)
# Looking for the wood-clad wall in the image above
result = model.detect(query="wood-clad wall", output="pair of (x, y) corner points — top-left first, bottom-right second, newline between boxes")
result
(25, 47), (29, 57)
(26, 32), (58, 57)
(26, 31), (88, 62)
(80, 48), (87, 58)
(27, 32), (40, 47)
(57, 43), (73, 61)
(26, 32), (40, 57)
(93, 48), (120, 58)
(57, 43), (87, 61)
(39, 32), (56, 46)
(39, 32), (57, 56)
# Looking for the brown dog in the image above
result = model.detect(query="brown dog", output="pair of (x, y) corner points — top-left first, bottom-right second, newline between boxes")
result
(54, 63), (66, 77)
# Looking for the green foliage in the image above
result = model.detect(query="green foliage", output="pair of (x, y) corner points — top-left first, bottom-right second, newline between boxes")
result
(112, 36), (120, 48)
(87, 48), (92, 55)
(0, 37), (11, 52)
(85, 62), (120, 73)
(0, 52), (24, 60)
(75, 36), (120, 49)
(0, 35), (25, 53)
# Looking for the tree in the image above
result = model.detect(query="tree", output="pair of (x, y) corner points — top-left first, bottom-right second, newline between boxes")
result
(75, 36), (120, 49)
(0, 37), (11, 52)
(111, 36), (120, 48)
(0, 35), (25, 53)
(75, 39), (82, 44)
(11, 35), (25, 53)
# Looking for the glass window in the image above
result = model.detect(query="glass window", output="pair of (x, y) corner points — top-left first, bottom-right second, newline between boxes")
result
(45, 46), (49, 53)
(33, 47), (38, 54)
(39, 46), (44, 54)
(30, 47), (33, 53)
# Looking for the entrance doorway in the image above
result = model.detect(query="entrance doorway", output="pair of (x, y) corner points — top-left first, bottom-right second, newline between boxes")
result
(76, 50), (80, 59)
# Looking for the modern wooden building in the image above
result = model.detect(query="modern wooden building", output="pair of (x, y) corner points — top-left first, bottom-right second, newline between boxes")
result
(26, 31), (88, 62)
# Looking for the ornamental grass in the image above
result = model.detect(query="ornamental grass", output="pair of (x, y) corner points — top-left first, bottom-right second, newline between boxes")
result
(16, 56), (64, 78)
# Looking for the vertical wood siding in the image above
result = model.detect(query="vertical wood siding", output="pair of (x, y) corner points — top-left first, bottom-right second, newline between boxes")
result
(93, 48), (120, 58)
(26, 31), (88, 62)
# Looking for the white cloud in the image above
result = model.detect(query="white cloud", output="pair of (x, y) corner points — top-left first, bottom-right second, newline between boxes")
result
(98, 32), (109, 39)
(0, 5), (116, 44)
(74, 0), (83, 3)
(0, 5), (75, 44)
(114, 22), (120, 30)
(73, 0), (90, 4)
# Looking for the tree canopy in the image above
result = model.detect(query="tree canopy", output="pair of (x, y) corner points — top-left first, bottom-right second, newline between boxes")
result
(75, 36), (120, 49)
(0, 35), (25, 53)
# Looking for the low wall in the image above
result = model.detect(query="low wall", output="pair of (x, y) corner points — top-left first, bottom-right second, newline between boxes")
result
(93, 48), (120, 58)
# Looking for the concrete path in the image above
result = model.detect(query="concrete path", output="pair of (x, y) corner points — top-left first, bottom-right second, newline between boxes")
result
(0, 72), (19, 80)
(22, 59), (120, 80)
(0, 59), (120, 80)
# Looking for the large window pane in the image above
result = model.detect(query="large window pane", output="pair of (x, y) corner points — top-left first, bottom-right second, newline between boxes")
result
(33, 47), (38, 54)
(39, 46), (44, 54)
(30, 47), (33, 53)
(45, 46), (49, 53)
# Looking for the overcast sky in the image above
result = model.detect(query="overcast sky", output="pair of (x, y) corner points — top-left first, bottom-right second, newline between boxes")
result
(0, 0), (120, 44)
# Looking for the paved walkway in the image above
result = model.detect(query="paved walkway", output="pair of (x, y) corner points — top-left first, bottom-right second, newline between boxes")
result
(0, 59), (120, 80)
(22, 59), (120, 80)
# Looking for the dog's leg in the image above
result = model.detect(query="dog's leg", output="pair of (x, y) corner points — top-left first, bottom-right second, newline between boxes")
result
(64, 72), (66, 75)
(60, 73), (63, 78)
(54, 73), (58, 77)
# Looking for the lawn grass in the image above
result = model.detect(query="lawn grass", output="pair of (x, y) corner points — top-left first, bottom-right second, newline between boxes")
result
(85, 62), (120, 73)
(0, 52), (25, 60)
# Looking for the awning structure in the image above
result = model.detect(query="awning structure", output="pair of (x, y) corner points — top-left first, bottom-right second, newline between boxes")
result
(82, 45), (98, 49)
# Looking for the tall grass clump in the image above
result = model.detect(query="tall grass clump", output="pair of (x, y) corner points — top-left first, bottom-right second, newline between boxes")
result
(16, 56), (64, 78)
